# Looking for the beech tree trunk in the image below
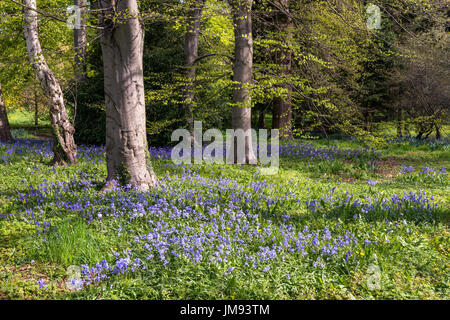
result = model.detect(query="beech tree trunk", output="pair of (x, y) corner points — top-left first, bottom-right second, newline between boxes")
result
(74, 0), (87, 82)
(0, 83), (13, 143)
(271, 0), (293, 140)
(23, 0), (77, 165)
(184, 0), (204, 137)
(230, 0), (256, 164)
(99, 0), (158, 191)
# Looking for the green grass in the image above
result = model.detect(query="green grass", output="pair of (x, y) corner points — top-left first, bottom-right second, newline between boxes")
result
(33, 220), (111, 266)
(7, 110), (52, 137)
(0, 135), (448, 300)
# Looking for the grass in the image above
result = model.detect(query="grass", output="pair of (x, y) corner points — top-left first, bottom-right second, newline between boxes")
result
(0, 133), (448, 300)
(7, 110), (52, 138)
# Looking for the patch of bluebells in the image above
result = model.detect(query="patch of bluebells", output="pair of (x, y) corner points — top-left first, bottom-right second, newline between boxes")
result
(399, 165), (447, 184)
(2, 139), (439, 289)
(1, 139), (379, 167)
(37, 278), (46, 290)
(0, 139), (105, 164)
(392, 137), (450, 150)
(400, 165), (414, 174)
(5, 165), (378, 287)
(279, 143), (379, 162)
(78, 219), (364, 286)
(306, 188), (440, 222)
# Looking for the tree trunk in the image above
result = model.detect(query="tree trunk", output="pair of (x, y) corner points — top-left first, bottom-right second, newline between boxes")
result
(271, 0), (293, 140)
(0, 83), (13, 142)
(184, 0), (204, 138)
(435, 122), (441, 140)
(230, 0), (256, 164)
(34, 85), (38, 126)
(396, 108), (402, 138)
(99, 0), (158, 191)
(74, 0), (87, 82)
(257, 104), (266, 129)
(403, 119), (410, 137)
(272, 97), (293, 139)
(23, 0), (77, 165)
(363, 111), (369, 131)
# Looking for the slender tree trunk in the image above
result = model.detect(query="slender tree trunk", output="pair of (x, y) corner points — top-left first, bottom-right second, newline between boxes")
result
(435, 122), (441, 140)
(257, 104), (266, 129)
(184, 0), (204, 139)
(99, 0), (158, 191)
(23, 0), (77, 165)
(271, 0), (293, 140)
(74, 0), (87, 82)
(404, 119), (410, 136)
(272, 96), (293, 139)
(396, 108), (402, 138)
(230, 0), (256, 164)
(0, 83), (13, 142)
(34, 85), (38, 126)
(368, 112), (374, 132)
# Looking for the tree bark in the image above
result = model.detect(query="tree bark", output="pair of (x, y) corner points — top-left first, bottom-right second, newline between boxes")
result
(396, 108), (403, 138)
(271, 0), (293, 140)
(184, 0), (204, 138)
(34, 84), (39, 126)
(403, 119), (410, 137)
(435, 123), (441, 140)
(230, 0), (256, 164)
(23, 0), (77, 165)
(0, 83), (13, 143)
(74, 0), (87, 82)
(99, 0), (158, 191)
(257, 103), (266, 129)
(272, 96), (293, 139)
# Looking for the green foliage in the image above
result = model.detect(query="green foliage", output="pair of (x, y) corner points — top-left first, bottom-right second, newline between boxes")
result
(0, 0), (74, 112)
(72, 77), (106, 145)
(1, 0), (448, 146)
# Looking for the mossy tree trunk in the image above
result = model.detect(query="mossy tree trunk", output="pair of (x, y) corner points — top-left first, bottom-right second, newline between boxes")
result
(435, 122), (441, 140)
(0, 82), (13, 143)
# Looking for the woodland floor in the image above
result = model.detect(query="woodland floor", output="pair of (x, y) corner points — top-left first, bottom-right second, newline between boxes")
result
(0, 122), (448, 300)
